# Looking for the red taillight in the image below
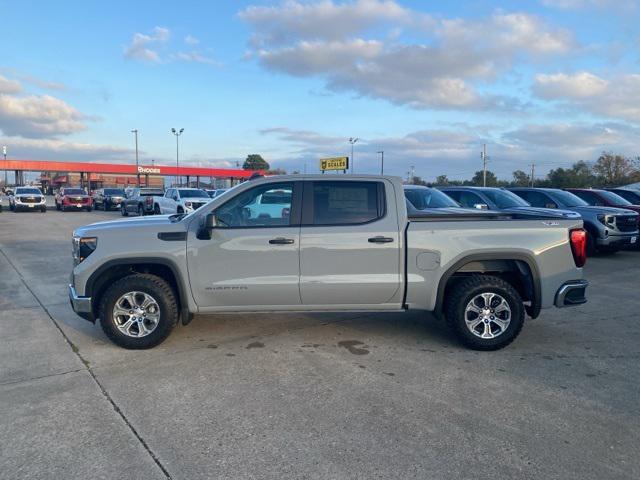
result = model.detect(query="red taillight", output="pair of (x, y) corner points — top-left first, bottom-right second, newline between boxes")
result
(569, 228), (587, 268)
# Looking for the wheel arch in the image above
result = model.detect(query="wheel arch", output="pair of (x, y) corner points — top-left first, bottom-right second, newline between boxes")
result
(435, 252), (541, 319)
(85, 258), (193, 325)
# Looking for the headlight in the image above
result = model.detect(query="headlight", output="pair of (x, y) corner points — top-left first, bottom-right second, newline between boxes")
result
(72, 236), (97, 265)
(597, 214), (614, 226)
(185, 201), (192, 208)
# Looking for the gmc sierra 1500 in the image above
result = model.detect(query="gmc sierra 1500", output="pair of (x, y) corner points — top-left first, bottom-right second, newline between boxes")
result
(69, 175), (588, 351)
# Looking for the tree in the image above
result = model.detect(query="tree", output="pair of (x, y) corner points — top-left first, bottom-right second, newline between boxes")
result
(243, 154), (270, 171)
(471, 170), (498, 187)
(266, 168), (287, 175)
(408, 176), (428, 186)
(547, 160), (595, 188)
(434, 175), (449, 186)
(593, 152), (637, 186)
(511, 170), (530, 187)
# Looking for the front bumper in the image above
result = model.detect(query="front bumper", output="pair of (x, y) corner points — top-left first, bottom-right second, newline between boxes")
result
(555, 280), (588, 308)
(68, 284), (94, 322)
(597, 233), (638, 248)
(14, 200), (46, 210)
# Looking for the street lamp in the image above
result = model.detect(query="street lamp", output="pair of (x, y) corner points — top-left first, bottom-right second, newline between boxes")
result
(349, 137), (358, 173)
(171, 128), (184, 186)
(377, 150), (384, 175)
(131, 129), (139, 186)
(2, 145), (6, 189)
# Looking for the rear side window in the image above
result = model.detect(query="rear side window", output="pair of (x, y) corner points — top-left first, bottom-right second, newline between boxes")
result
(571, 190), (603, 206)
(309, 181), (384, 225)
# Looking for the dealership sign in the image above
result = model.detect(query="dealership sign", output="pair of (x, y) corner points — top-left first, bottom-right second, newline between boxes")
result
(320, 157), (349, 172)
(138, 166), (161, 174)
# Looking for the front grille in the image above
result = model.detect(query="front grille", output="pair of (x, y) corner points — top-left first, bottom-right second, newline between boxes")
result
(21, 197), (39, 204)
(68, 197), (87, 204)
(615, 215), (638, 232)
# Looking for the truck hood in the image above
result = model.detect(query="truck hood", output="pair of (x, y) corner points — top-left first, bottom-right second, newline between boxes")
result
(502, 206), (581, 218)
(74, 215), (184, 236)
(568, 205), (638, 216)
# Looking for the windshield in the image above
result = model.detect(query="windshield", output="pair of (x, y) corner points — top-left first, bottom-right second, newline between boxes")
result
(64, 189), (85, 195)
(482, 189), (529, 208)
(104, 189), (125, 195)
(597, 190), (632, 206)
(179, 189), (209, 198)
(550, 190), (588, 207)
(405, 188), (459, 209)
(16, 188), (41, 194)
(140, 189), (164, 196)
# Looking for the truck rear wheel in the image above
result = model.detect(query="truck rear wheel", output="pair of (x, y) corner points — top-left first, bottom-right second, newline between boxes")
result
(444, 275), (524, 351)
(98, 273), (178, 349)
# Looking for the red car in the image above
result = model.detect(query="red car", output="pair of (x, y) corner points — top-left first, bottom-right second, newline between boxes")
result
(566, 188), (640, 217)
(55, 187), (93, 212)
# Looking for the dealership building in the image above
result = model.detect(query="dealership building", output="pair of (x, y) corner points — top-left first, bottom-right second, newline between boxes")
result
(0, 159), (257, 192)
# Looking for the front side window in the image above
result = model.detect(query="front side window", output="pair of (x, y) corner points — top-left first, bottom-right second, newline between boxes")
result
(311, 181), (382, 225)
(216, 182), (294, 227)
(516, 190), (555, 208)
(571, 190), (602, 206)
(549, 190), (589, 207)
(447, 191), (484, 209)
(482, 189), (529, 208)
(405, 188), (459, 209)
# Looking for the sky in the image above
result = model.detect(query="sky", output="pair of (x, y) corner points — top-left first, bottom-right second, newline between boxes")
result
(1, 0), (639, 181)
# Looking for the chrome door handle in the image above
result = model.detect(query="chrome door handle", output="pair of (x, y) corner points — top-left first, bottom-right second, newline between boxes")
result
(269, 237), (295, 245)
(368, 236), (394, 243)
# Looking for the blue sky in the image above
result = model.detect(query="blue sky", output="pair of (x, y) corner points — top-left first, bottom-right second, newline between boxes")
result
(1, 0), (639, 180)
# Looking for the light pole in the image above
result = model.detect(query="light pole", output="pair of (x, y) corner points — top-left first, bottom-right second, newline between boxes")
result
(2, 145), (6, 189)
(171, 128), (184, 186)
(349, 137), (358, 173)
(377, 150), (384, 175)
(131, 129), (139, 186)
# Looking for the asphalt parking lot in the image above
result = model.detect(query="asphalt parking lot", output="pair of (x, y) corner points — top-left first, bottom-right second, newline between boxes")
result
(1, 199), (639, 480)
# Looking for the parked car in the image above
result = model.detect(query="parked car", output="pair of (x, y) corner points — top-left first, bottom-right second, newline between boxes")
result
(439, 186), (581, 219)
(206, 188), (229, 199)
(9, 186), (46, 212)
(153, 188), (211, 215)
(606, 188), (640, 205)
(121, 187), (165, 216)
(55, 187), (92, 211)
(509, 188), (638, 254)
(69, 175), (588, 351)
(404, 185), (482, 214)
(93, 188), (127, 211)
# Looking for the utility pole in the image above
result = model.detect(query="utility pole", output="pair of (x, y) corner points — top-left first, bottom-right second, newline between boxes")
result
(171, 128), (184, 186)
(481, 144), (488, 187)
(408, 165), (415, 183)
(530, 163), (535, 187)
(349, 137), (358, 173)
(131, 129), (139, 186)
(377, 150), (384, 175)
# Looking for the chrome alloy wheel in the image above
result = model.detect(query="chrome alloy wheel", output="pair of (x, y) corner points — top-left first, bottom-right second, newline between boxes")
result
(464, 292), (511, 339)
(112, 291), (160, 338)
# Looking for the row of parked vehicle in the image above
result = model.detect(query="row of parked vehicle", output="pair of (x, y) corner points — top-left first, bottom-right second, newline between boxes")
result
(404, 185), (640, 254)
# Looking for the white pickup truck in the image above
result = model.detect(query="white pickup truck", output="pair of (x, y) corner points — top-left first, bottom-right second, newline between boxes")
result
(69, 175), (588, 351)
(152, 187), (211, 215)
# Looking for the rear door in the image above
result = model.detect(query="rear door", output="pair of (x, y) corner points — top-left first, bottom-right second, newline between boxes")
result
(299, 179), (402, 307)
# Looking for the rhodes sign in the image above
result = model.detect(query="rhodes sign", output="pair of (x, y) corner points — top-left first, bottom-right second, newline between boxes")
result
(138, 166), (161, 174)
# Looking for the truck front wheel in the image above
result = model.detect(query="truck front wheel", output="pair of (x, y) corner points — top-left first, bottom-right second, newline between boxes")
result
(98, 274), (178, 349)
(444, 275), (524, 351)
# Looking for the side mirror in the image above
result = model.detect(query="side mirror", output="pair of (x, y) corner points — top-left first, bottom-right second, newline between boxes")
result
(474, 203), (489, 210)
(197, 212), (217, 240)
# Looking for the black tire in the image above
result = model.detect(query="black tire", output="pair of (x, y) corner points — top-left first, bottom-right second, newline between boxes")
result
(153, 204), (161, 215)
(444, 275), (525, 351)
(56, 202), (61, 211)
(98, 273), (178, 349)
(138, 204), (144, 216)
(41, 206), (46, 213)
(102, 201), (108, 211)
(86, 206), (93, 212)
(61, 205), (66, 212)
(121, 204), (128, 216)
(9, 203), (14, 211)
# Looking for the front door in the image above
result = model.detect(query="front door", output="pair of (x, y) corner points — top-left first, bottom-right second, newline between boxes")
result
(299, 180), (402, 307)
(188, 181), (302, 310)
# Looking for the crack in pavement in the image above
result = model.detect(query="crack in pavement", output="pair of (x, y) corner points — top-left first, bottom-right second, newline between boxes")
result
(0, 368), (85, 386)
(0, 245), (173, 480)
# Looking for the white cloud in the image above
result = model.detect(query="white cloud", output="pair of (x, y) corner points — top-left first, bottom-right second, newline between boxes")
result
(533, 72), (640, 121)
(541, 0), (638, 10)
(240, 2), (575, 110)
(173, 51), (220, 66)
(124, 26), (171, 62)
(0, 93), (86, 138)
(0, 75), (23, 94)
(184, 34), (200, 45)
(0, 136), (133, 162)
